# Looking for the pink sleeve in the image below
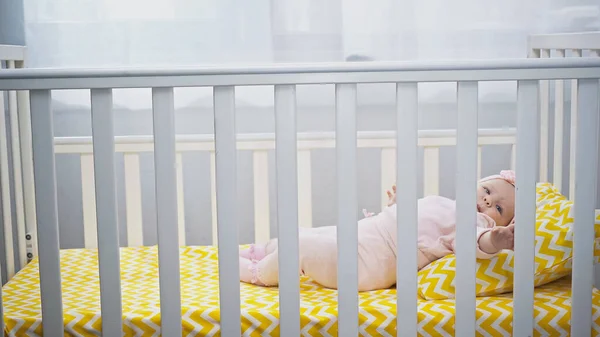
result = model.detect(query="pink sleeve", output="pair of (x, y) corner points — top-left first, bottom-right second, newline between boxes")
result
(436, 213), (498, 261)
(475, 213), (497, 259)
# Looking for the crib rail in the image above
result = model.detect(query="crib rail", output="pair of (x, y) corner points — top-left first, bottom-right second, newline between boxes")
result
(1, 57), (600, 336)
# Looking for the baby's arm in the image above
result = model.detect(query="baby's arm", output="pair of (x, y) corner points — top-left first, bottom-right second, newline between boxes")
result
(386, 185), (396, 206)
(477, 222), (515, 257)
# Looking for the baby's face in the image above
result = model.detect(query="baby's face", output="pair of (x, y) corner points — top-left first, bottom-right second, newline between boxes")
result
(476, 179), (515, 227)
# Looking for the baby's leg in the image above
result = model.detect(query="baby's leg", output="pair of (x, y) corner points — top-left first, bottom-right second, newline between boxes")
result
(239, 248), (286, 286)
(240, 233), (338, 288)
(239, 227), (321, 261)
(239, 238), (278, 261)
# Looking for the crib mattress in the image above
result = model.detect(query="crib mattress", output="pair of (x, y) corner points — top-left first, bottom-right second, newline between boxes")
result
(2, 246), (600, 337)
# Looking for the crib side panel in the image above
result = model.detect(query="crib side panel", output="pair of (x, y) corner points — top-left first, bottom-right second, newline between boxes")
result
(454, 81), (479, 336)
(213, 86), (242, 336)
(151, 87), (183, 335)
(29, 89), (65, 335)
(570, 78), (599, 336)
(513, 80), (540, 336)
(335, 83), (359, 335)
(90, 88), (123, 335)
(274, 84), (301, 334)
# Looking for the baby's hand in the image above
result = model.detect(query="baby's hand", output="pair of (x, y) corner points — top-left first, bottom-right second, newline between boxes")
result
(489, 223), (515, 251)
(386, 185), (396, 206)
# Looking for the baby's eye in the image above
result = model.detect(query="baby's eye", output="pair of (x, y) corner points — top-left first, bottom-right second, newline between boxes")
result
(496, 205), (503, 214)
(484, 187), (490, 194)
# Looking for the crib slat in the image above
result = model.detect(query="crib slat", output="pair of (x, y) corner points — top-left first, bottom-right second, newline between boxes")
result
(570, 78), (599, 336)
(0, 263), (3, 334)
(90, 88), (123, 335)
(81, 154), (98, 249)
(423, 147), (440, 196)
(176, 153), (186, 246)
(335, 83), (359, 335)
(380, 148), (396, 207)
(30, 89), (64, 335)
(210, 151), (218, 245)
(477, 146), (482, 180)
(510, 144), (516, 171)
(297, 150), (313, 228)
(253, 150), (270, 243)
(16, 85), (38, 258)
(513, 80), (539, 336)
(569, 49), (583, 199)
(213, 86), (241, 336)
(0, 90), (14, 279)
(395, 82), (419, 337)
(7, 61), (27, 269)
(274, 84), (301, 334)
(124, 153), (144, 246)
(553, 49), (565, 192)
(539, 49), (550, 182)
(151, 87), (182, 335)
(455, 81), (479, 337)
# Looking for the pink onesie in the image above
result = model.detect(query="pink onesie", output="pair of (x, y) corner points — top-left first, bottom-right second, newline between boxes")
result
(239, 195), (498, 291)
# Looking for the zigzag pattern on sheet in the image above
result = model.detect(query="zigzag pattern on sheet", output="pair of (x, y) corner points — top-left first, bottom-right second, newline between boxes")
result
(3, 246), (600, 337)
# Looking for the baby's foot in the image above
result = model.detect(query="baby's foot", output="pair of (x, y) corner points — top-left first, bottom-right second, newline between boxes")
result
(239, 257), (265, 286)
(239, 244), (266, 261)
(362, 209), (375, 218)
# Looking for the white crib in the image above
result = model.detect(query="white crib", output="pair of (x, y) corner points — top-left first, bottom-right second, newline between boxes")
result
(1, 32), (600, 336)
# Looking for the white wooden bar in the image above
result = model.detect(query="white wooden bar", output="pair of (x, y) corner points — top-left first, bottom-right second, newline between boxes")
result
(528, 32), (600, 51)
(253, 150), (270, 243)
(124, 153), (143, 246)
(569, 49), (583, 199)
(274, 84), (301, 334)
(151, 87), (182, 335)
(0, 90), (14, 278)
(90, 88), (123, 335)
(210, 151), (218, 245)
(553, 49), (565, 192)
(539, 49), (550, 182)
(2, 59), (600, 91)
(15, 59), (38, 258)
(528, 48), (541, 58)
(0, 261), (3, 335)
(477, 146), (482, 180)
(423, 147), (439, 196)
(381, 148), (396, 206)
(0, 44), (26, 61)
(395, 82), (419, 336)
(7, 61), (26, 268)
(455, 81), (479, 336)
(213, 86), (241, 336)
(81, 154), (98, 249)
(335, 83), (359, 335)
(51, 129), (518, 154)
(176, 153), (186, 246)
(511, 144), (516, 171)
(570, 78), (599, 336)
(30, 89), (64, 335)
(297, 150), (312, 228)
(513, 80), (539, 336)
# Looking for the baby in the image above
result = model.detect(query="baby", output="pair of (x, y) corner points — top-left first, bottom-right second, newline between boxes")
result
(238, 170), (516, 291)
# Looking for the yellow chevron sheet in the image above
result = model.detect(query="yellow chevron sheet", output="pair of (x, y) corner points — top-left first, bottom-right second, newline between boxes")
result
(3, 246), (600, 336)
